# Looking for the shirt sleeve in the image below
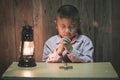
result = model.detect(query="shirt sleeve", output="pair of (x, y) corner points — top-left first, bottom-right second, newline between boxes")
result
(42, 43), (62, 63)
(67, 38), (94, 63)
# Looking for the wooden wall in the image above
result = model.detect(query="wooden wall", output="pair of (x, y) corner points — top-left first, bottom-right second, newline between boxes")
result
(0, 0), (16, 77)
(112, 0), (120, 78)
(0, 0), (120, 78)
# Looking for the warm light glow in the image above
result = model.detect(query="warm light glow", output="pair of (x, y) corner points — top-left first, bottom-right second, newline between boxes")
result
(23, 41), (34, 55)
(22, 70), (32, 77)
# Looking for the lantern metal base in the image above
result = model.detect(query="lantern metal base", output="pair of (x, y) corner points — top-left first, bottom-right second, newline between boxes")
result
(18, 56), (36, 67)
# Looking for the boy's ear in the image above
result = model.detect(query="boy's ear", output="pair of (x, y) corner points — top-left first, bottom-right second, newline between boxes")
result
(54, 20), (58, 29)
(54, 20), (57, 24)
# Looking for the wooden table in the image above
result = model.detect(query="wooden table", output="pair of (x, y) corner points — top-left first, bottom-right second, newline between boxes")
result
(2, 62), (119, 80)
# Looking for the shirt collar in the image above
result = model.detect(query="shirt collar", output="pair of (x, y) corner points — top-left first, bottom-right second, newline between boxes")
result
(56, 35), (61, 44)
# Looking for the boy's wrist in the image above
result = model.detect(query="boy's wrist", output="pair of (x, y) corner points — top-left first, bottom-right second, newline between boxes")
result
(56, 49), (62, 56)
(56, 46), (64, 56)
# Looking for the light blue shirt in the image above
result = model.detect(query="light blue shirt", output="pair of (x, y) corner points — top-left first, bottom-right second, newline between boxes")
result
(42, 34), (94, 63)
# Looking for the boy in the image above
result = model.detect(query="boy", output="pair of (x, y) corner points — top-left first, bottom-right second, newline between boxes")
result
(42, 5), (94, 63)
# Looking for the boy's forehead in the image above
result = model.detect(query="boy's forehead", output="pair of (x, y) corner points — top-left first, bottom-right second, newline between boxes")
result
(56, 17), (77, 23)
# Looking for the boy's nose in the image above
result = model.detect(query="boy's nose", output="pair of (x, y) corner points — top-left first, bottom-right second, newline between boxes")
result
(65, 28), (71, 33)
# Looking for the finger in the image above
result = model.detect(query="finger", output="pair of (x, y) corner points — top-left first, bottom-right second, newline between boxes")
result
(63, 41), (68, 45)
(63, 37), (71, 42)
(63, 37), (71, 43)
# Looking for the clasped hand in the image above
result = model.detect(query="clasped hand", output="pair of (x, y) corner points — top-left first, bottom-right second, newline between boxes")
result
(57, 37), (73, 56)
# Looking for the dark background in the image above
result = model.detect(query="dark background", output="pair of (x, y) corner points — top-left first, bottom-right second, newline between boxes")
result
(0, 0), (120, 79)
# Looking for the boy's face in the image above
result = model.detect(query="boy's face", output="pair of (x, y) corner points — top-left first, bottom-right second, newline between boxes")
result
(56, 17), (79, 39)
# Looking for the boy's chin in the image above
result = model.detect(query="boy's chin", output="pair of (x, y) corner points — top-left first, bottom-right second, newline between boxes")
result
(63, 36), (72, 39)
(60, 34), (74, 38)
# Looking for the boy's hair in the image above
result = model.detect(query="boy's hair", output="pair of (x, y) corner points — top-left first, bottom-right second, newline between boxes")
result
(57, 5), (80, 21)
(56, 5), (81, 34)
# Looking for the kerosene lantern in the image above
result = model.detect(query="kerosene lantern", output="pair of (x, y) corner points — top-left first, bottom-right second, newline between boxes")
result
(18, 25), (36, 67)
